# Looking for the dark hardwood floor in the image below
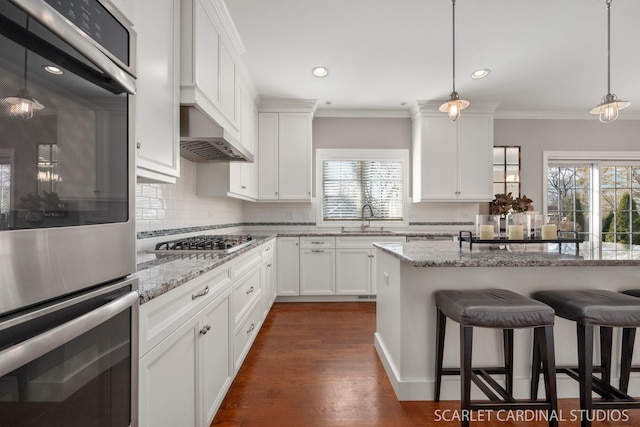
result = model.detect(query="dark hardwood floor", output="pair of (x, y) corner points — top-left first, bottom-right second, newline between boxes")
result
(211, 302), (640, 426)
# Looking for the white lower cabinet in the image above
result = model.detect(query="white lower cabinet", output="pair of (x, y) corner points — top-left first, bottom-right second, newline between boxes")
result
(276, 237), (300, 295)
(139, 239), (276, 426)
(335, 248), (373, 295)
(299, 237), (335, 295)
(139, 288), (231, 427)
(262, 239), (277, 317)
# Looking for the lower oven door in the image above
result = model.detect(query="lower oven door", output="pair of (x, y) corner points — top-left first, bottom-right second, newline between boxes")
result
(0, 278), (139, 427)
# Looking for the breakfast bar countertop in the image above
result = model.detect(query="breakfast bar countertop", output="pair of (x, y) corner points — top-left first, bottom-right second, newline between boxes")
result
(373, 239), (640, 267)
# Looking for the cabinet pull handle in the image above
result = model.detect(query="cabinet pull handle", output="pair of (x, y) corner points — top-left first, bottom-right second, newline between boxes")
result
(368, 254), (375, 258)
(136, 142), (141, 149)
(310, 241), (324, 244)
(192, 285), (209, 300)
(200, 325), (211, 335)
(265, 246), (271, 252)
(241, 186), (247, 189)
(246, 323), (255, 334)
(267, 263), (272, 267)
(246, 286), (255, 295)
(311, 249), (324, 253)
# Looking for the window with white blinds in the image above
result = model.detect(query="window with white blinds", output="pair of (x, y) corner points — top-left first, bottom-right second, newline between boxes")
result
(322, 160), (403, 221)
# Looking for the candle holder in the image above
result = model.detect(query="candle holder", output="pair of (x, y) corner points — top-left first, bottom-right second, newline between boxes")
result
(507, 213), (532, 240)
(475, 215), (500, 240)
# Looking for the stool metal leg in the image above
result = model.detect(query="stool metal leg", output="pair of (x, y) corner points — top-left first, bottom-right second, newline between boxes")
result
(620, 327), (636, 394)
(460, 325), (473, 427)
(503, 328), (514, 396)
(599, 326), (613, 386)
(538, 325), (559, 427)
(434, 309), (447, 402)
(577, 323), (594, 427)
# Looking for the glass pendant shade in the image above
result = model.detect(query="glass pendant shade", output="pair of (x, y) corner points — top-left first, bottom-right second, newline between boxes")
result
(439, 91), (470, 121)
(5, 89), (44, 120)
(589, 93), (630, 123)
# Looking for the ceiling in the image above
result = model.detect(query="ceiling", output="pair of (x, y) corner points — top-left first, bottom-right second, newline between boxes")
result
(225, 0), (640, 118)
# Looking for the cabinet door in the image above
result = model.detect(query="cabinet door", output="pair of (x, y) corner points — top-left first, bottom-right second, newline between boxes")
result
(457, 116), (493, 201)
(276, 237), (299, 295)
(192, 0), (219, 108)
(336, 248), (372, 295)
(219, 40), (236, 124)
(417, 116), (458, 200)
(201, 292), (232, 426)
(258, 113), (279, 200)
(135, 0), (180, 183)
(262, 255), (275, 317)
(300, 249), (335, 295)
(278, 113), (311, 200)
(229, 83), (255, 198)
(139, 315), (200, 427)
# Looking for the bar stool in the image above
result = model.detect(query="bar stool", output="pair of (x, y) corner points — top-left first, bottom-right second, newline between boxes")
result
(533, 289), (640, 427)
(619, 289), (640, 394)
(434, 289), (558, 427)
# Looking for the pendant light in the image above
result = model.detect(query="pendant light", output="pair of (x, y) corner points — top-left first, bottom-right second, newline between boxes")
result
(589, 0), (629, 123)
(439, 0), (469, 121)
(3, 17), (44, 120)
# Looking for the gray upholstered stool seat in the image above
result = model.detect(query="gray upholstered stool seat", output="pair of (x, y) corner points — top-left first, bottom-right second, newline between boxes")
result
(532, 289), (640, 427)
(622, 289), (640, 299)
(434, 289), (558, 427)
(533, 289), (640, 326)
(435, 288), (555, 328)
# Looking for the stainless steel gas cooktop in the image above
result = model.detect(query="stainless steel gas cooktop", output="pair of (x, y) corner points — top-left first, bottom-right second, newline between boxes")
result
(149, 234), (254, 254)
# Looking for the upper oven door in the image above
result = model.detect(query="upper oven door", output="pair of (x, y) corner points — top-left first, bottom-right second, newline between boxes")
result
(0, 0), (137, 316)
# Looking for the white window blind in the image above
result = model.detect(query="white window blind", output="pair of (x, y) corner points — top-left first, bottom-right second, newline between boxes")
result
(322, 160), (403, 221)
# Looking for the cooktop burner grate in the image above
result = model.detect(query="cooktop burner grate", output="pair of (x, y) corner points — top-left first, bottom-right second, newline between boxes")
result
(152, 234), (254, 254)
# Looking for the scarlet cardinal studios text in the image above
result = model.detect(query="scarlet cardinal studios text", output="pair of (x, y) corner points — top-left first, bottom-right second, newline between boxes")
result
(433, 409), (630, 423)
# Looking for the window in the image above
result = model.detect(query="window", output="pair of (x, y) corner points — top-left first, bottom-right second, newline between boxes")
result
(544, 151), (640, 257)
(493, 146), (520, 197)
(317, 149), (408, 226)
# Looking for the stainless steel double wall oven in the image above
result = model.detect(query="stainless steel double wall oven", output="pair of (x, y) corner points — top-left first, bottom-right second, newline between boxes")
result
(0, 0), (138, 425)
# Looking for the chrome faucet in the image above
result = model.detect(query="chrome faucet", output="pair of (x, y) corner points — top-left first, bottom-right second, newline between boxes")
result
(361, 204), (374, 231)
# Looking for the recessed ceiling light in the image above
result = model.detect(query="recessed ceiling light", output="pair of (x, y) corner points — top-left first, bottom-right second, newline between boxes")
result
(471, 69), (490, 79)
(43, 65), (63, 75)
(312, 67), (329, 77)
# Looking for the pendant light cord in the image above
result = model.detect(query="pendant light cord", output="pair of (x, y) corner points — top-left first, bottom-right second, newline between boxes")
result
(606, 0), (611, 95)
(452, 0), (456, 93)
(23, 16), (30, 91)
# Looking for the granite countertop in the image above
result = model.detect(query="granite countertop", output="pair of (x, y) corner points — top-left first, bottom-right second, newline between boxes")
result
(374, 240), (640, 267)
(133, 235), (276, 304)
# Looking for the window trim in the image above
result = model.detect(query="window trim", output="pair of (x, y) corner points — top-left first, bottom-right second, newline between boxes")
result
(316, 149), (410, 229)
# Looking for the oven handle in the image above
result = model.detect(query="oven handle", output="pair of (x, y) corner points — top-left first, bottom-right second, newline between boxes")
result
(9, 0), (136, 94)
(0, 290), (138, 378)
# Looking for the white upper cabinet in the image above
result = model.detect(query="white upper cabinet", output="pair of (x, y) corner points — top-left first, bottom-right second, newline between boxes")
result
(257, 101), (315, 202)
(135, 0), (180, 183)
(180, 0), (243, 139)
(412, 103), (494, 202)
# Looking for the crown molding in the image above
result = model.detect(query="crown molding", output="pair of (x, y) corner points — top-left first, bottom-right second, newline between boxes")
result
(258, 99), (318, 113)
(211, 0), (245, 57)
(313, 109), (411, 118)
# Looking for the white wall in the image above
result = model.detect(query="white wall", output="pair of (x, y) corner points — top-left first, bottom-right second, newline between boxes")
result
(494, 118), (640, 211)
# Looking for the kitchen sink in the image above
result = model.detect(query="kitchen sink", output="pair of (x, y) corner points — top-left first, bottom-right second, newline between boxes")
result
(339, 230), (399, 234)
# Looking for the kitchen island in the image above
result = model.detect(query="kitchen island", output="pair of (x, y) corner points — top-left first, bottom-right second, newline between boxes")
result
(373, 240), (640, 401)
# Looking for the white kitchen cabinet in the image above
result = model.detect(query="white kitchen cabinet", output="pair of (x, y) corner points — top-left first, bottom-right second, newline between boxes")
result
(257, 112), (312, 201)
(335, 248), (373, 295)
(139, 288), (232, 427)
(299, 237), (335, 295)
(181, 0), (241, 137)
(107, 0), (134, 23)
(335, 236), (405, 295)
(228, 81), (257, 199)
(261, 239), (276, 318)
(277, 237), (300, 295)
(139, 310), (199, 427)
(412, 112), (493, 202)
(135, 0), (180, 183)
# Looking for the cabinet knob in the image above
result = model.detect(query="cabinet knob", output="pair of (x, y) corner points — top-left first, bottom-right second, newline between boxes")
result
(200, 325), (211, 335)
(267, 263), (272, 267)
(136, 142), (141, 149)
(275, 192), (278, 195)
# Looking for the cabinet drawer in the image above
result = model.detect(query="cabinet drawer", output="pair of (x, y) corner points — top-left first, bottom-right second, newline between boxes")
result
(300, 236), (335, 249)
(261, 239), (275, 256)
(139, 266), (231, 357)
(336, 235), (406, 248)
(233, 266), (261, 325)
(233, 299), (262, 373)
(230, 246), (262, 280)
